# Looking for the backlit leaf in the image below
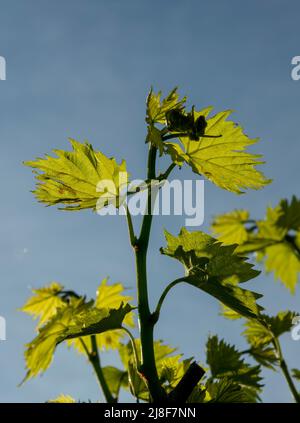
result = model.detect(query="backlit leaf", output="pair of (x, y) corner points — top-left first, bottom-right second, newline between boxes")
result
(165, 108), (270, 193)
(24, 139), (128, 211)
(161, 228), (263, 319)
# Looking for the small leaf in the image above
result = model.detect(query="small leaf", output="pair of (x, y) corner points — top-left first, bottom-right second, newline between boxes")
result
(292, 369), (300, 381)
(20, 282), (65, 328)
(211, 209), (250, 245)
(146, 87), (186, 125)
(102, 366), (127, 397)
(48, 394), (76, 403)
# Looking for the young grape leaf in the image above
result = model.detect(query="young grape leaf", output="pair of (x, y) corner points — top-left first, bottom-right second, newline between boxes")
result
(211, 198), (300, 292)
(211, 209), (250, 245)
(23, 298), (92, 382)
(48, 394), (76, 403)
(146, 87), (186, 125)
(118, 339), (183, 400)
(277, 196), (300, 231)
(161, 228), (263, 319)
(206, 378), (256, 403)
(70, 278), (134, 354)
(165, 108), (271, 193)
(24, 139), (128, 211)
(206, 335), (263, 393)
(20, 282), (65, 328)
(292, 369), (300, 381)
(23, 299), (133, 382)
(102, 366), (127, 398)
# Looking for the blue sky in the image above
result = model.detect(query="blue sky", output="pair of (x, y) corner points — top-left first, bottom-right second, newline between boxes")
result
(0, 0), (299, 402)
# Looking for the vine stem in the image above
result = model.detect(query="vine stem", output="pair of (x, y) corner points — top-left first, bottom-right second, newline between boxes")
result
(80, 337), (116, 403)
(273, 337), (300, 403)
(132, 144), (168, 402)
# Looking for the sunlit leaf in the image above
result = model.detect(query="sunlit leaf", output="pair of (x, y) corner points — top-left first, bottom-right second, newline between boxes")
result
(71, 278), (134, 354)
(165, 108), (271, 193)
(146, 87), (186, 125)
(161, 228), (263, 319)
(20, 282), (65, 328)
(48, 394), (76, 403)
(24, 139), (128, 211)
(211, 209), (250, 245)
(102, 366), (127, 398)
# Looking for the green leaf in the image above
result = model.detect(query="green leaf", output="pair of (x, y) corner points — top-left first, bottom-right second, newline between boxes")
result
(20, 282), (65, 328)
(161, 228), (263, 319)
(23, 299), (133, 382)
(118, 339), (181, 400)
(165, 108), (271, 193)
(263, 243), (300, 293)
(211, 209), (250, 245)
(102, 366), (127, 397)
(292, 369), (300, 381)
(71, 278), (134, 354)
(277, 196), (300, 231)
(24, 139), (128, 211)
(23, 298), (92, 382)
(206, 335), (262, 393)
(206, 379), (256, 403)
(210, 198), (300, 292)
(48, 394), (76, 403)
(146, 87), (186, 125)
(247, 345), (278, 370)
(243, 311), (297, 347)
(61, 303), (134, 342)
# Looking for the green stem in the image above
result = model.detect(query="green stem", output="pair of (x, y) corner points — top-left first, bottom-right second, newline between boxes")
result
(153, 278), (187, 323)
(80, 337), (116, 403)
(134, 144), (167, 402)
(273, 337), (300, 403)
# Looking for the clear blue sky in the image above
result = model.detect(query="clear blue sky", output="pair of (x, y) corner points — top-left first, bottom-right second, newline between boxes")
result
(0, 0), (299, 402)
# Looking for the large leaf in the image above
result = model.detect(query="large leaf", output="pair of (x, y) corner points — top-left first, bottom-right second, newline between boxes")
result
(24, 139), (128, 211)
(20, 282), (65, 328)
(23, 299), (132, 382)
(161, 228), (263, 319)
(165, 108), (270, 193)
